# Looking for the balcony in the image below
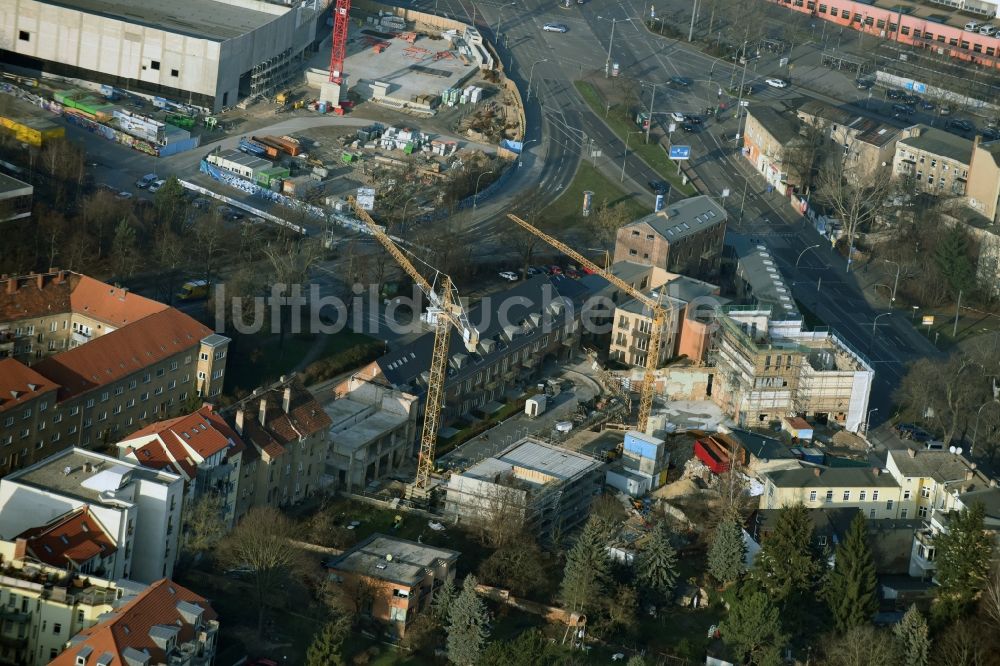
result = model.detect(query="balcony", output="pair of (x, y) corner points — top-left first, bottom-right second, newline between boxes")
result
(71, 331), (91, 346)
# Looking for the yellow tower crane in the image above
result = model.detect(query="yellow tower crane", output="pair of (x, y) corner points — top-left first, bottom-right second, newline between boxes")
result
(506, 214), (670, 433)
(350, 199), (479, 490)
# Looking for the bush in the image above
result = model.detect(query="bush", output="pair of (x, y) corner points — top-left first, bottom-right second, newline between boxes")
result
(301, 342), (383, 385)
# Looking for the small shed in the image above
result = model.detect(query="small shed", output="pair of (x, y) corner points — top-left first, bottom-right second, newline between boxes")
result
(782, 416), (814, 440)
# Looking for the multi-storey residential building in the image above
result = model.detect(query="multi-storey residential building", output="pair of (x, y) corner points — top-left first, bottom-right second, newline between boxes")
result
(743, 106), (802, 195)
(116, 405), (245, 529)
(909, 483), (1000, 580)
(0, 271), (229, 474)
(445, 437), (604, 541)
(796, 100), (900, 175)
(229, 377), (331, 517)
(612, 196), (727, 279)
(0, 173), (32, 222)
(346, 276), (593, 428)
(325, 534), (458, 639)
(50, 579), (219, 666)
(0, 537), (142, 666)
(711, 308), (874, 432)
(608, 274), (720, 368)
(892, 125), (973, 196)
(326, 376), (418, 491)
(885, 448), (987, 522)
(966, 136), (1000, 223)
(760, 466), (904, 520)
(0, 448), (184, 583)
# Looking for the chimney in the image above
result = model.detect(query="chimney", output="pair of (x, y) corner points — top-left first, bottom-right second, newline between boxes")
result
(259, 398), (267, 427)
(813, 467), (821, 477)
(12, 538), (26, 562)
(6, 278), (16, 295)
(908, 448), (916, 458)
(35, 274), (44, 289)
(235, 408), (245, 435)
(282, 386), (292, 413)
(966, 469), (975, 481)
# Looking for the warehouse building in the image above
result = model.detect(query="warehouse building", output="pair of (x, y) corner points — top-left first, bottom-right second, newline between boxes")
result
(0, 0), (331, 112)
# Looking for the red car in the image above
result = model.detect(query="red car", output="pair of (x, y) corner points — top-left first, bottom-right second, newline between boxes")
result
(581, 266), (596, 275)
(565, 269), (581, 279)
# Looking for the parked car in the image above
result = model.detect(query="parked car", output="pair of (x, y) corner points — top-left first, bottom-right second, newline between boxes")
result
(886, 89), (906, 100)
(543, 23), (568, 32)
(919, 100), (936, 111)
(681, 122), (698, 133)
(116, 191), (133, 200)
(648, 180), (669, 195)
(498, 271), (519, 281)
(948, 118), (975, 132)
(527, 266), (544, 276)
(670, 76), (693, 87)
(764, 77), (788, 88)
(684, 115), (703, 124)
(135, 173), (157, 188)
(147, 178), (167, 193)
(981, 128), (1000, 141)
(891, 103), (914, 115)
(670, 111), (686, 122)
(855, 78), (875, 90)
(939, 105), (952, 116)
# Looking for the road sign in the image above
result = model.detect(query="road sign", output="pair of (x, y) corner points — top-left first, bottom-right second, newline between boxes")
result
(922, 315), (935, 326)
(669, 145), (691, 160)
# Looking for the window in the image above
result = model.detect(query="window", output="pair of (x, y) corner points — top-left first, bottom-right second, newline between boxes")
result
(70, 406), (80, 416)
(53, 623), (61, 635)
(901, 508), (908, 518)
(809, 490), (817, 502)
(150, 60), (160, 70)
(212, 369), (224, 380)
(18, 30), (29, 42)
(200, 352), (209, 361)
(843, 490), (850, 501)
(170, 68), (179, 77)
(918, 506), (928, 518)
(22, 408), (31, 420)
(156, 368), (165, 377)
(872, 490), (879, 501)
(141, 392), (149, 401)
(886, 499), (894, 511)
(129, 380), (137, 390)
(825, 490), (833, 503)
(143, 373), (151, 384)
(903, 490), (911, 500)
(2, 417), (11, 427)
(629, 249), (638, 256)
(869, 509), (876, 519)
(39, 401), (47, 412)
(921, 486), (930, 499)
(859, 490), (867, 501)
(197, 371), (206, 380)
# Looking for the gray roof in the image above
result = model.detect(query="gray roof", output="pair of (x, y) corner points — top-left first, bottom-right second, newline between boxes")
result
(38, 0), (283, 41)
(728, 235), (801, 321)
(748, 106), (802, 145)
(618, 275), (718, 316)
(462, 438), (602, 486)
(766, 466), (899, 488)
(628, 196), (727, 244)
(722, 429), (796, 461)
(898, 125), (973, 165)
(325, 398), (408, 452)
(888, 449), (975, 483)
(958, 487), (1000, 524)
(375, 275), (603, 391)
(329, 534), (459, 586)
(0, 173), (31, 196)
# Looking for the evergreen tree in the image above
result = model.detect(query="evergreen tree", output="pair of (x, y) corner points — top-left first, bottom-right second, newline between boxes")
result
(708, 512), (747, 585)
(478, 628), (575, 666)
(558, 517), (610, 614)
(446, 575), (491, 666)
(933, 226), (976, 299)
(432, 577), (458, 624)
(636, 520), (679, 600)
(892, 604), (929, 666)
(753, 503), (821, 606)
(304, 615), (350, 666)
(824, 512), (878, 633)
(625, 656), (646, 666)
(721, 583), (788, 666)
(934, 502), (993, 621)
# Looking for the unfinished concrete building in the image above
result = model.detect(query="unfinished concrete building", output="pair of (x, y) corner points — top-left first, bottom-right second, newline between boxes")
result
(711, 308), (874, 432)
(325, 376), (419, 491)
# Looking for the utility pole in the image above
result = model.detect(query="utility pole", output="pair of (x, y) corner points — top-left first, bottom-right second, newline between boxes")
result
(645, 82), (657, 144)
(688, 0), (699, 41)
(954, 290), (962, 337)
(605, 18), (617, 78)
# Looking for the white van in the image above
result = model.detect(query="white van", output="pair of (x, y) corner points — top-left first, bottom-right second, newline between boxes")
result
(980, 24), (997, 35)
(965, 20), (981, 32)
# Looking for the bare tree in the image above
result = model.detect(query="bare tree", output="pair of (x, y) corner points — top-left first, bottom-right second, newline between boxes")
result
(933, 620), (990, 666)
(193, 214), (228, 285)
(591, 198), (633, 250)
(218, 507), (306, 638)
(980, 565), (1000, 632)
(815, 154), (893, 264)
(477, 482), (528, 549)
(181, 493), (227, 555)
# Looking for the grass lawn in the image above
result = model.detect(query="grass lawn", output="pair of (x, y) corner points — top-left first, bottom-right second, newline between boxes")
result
(224, 329), (375, 395)
(541, 161), (648, 232)
(574, 80), (698, 198)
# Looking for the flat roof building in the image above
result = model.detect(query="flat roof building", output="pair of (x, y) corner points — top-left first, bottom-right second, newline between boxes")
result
(0, 172), (32, 222)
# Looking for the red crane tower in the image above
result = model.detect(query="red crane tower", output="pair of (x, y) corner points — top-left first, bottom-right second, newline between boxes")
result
(329, 0), (351, 84)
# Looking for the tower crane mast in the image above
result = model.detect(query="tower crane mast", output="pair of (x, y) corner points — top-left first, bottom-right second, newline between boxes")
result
(329, 0), (351, 84)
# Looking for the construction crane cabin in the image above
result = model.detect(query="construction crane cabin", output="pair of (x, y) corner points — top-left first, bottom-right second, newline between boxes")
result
(348, 198), (479, 496)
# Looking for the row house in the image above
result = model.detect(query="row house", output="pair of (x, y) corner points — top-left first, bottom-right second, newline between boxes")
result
(892, 124), (973, 196)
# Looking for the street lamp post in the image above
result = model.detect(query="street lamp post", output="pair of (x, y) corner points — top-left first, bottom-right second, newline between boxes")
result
(400, 195), (418, 234)
(526, 58), (549, 103)
(866, 407), (879, 434)
(496, 2), (515, 41)
(473, 170), (494, 209)
(795, 244), (821, 267)
(606, 18), (617, 77)
(872, 312), (891, 338)
(642, 82), (659, 144)
(517, 138), (538, 168)
(971, 399), (1000, 456)
(884, 259), (901, 307)
(621, 130), (643, 183)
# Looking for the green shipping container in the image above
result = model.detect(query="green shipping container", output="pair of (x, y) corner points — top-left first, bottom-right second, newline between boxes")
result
(342, 153), (355, 164)
(403, 142), (414, 155)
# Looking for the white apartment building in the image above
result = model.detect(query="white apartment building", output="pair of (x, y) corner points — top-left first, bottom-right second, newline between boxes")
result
(0, 448), (184, 583)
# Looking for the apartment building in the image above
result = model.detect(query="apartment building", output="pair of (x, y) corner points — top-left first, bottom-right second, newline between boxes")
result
(116, 404), (245, 529)
(326, 376), (419, 491)
(760, 466), (904, 520)
(229, 377), (331, 518)
(885, 448), (987, 522)
(0, 448), (184, 583)
(0, 173), (32, 222)
(612, 196), (727, 279)
(325, 534), (459, 639)
(892, 125), (973, 196)
(727, 237), (802, 321)
(711, 308), (874, 432)
(50, 579), (219, 666)
(608, 274), (720, 367)
(743, 105), (802, 195)
(796, 100), (900, 174)
(346, 276), (592, 428)
(445, 438), (604, 541)
(0, 537), (142, 666)
(0, 271), (229, 474)
(966, 136), (1000, 223)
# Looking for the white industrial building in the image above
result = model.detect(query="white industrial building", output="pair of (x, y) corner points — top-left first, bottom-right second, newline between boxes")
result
(0, 448), (184, 584)
(0, 0), (331, 111)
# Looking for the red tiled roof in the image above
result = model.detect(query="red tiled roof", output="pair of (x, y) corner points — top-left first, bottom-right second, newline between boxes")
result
(32, 309), (212, 400)
(122, 406), (245, 479)
(69, 275), (167, 327)
(232, 382), (330, 461)
(0, 271), (76, 322)
(18, 507), (116, 569)
(127, 437), (198, 480)
(0, 358), (59, 414)
(48, 579), (218, 666)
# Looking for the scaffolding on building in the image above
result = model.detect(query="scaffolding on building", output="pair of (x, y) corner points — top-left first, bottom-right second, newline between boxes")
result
(244, 48), (296, 107)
